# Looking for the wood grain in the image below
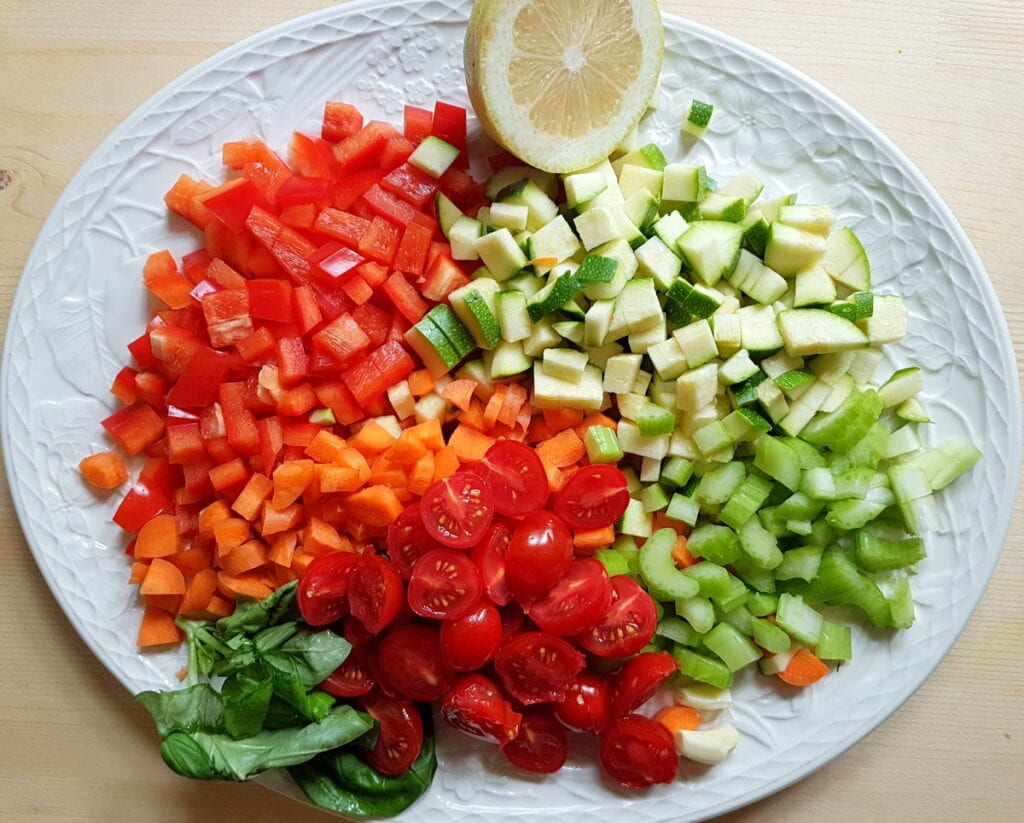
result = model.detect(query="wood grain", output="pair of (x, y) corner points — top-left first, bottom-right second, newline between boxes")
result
(1, 1), (1022, 821)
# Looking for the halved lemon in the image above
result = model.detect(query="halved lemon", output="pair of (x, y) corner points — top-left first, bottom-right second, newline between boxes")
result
(465, 0), (664, 173)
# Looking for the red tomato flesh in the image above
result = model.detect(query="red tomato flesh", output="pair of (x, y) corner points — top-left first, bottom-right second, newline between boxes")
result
(407, 549), (483, 621)
(475, 440), (548, 518)
(505, 511), (573, 604)
(528, 558), (612, 636)
(599, 714), (679, 788)
(441, 673), (522, 745)
(553, 465), (631, 530)
(501, 707), (568, 774)
(494, 631), (585, 706)
(419, 471), (494, 549)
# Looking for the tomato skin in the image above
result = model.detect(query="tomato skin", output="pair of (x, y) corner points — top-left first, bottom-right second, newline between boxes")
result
(297, 551), (362, 626)
(528, 558), (612, 636)
(419, 471), (494, 549)
(599, 714), (679, 788)
(358, 690), (424, 776)
(346, 554), (403, 634)
(554, 669), (613, 734)
(441, 673), (522, 745)
(501, 707), (568, 774)
(440, 602), (502, 671)
(505, 511), (573, 604)
(611, 652), (680, 719)
(553, 465), (631, 530)
(387, 505), (444, 579)
(407, 549), (484, 621)
(318, 643), (375, 698)
(475, 440), (548, 517)
(470, 519), (512, 606)
(374, 622), (456, 703)
(576, 575), (657, 658)
(494, 631), (585, 706)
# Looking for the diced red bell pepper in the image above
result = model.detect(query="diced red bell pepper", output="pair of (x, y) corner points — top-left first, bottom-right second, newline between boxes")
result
(421, 251), (471, 301)
(314, 381), (364, 426)
(102, 403), (165, 455)
(138, 456), (181, 500)
(380, 136), (415, 172)
(356, 262), (388, 289)
(289, 132), (341, 179)
(360, 184), (419, 226)
(291, 285), (323, 335)
(431, 101), (468, 169)
(181, 249), (212, 283)
(244, 160), (293, 204)
(247, 279), (294, 323)
(278, 382), (319, 417)
(134, 371), (170, 411)
(235, 326), (277, 363)
(331, 169), (385, 211)
(114, 481), (172, 533)
(127, 332), (156, 371)
(165, 346), (232, 408)
(311, 285), (352, 323)
(196, 178), (269, 234)
(155, 307), (208, 337)
(246, 207), (317, 285)
(393, 221), (433, 277)
(333, 121), (401, 175)
(340, 274), (374, 305)
(143, 251), (195, 310)
(314, 208), (372, 248)
(381, 271), (429, 323)
(110, 366), (140, 405)
(342, 341), (415, 406)
(322, 101), (364, 143)
(166, 421), (205, 465)
(199, 403), (226, 440)
(280, 203), (318, 231)
(182, 458), (215, 496)
(488, 149), (521, 172)
(357, 216), (401, 265)
(206, 258), (247, 289)
(189, 280), (219, 302)
(309, 242), (366, 282)
(380, 163), (439, 208)
(200, 288), (253, 349)
(439, 166), (486, 210)
(276, 336), (308, 385)
(312, 313), (371, 364)
(351, 303), (391, 349)
(257, 415), (284, 474)
(222, 137), (286, 170)
(276, 175), (335, 207)
(403, 105), (433, 145)
(209, 457), (250, 493)
(163, 174), (215, 229)
(218, 382), (260, 456)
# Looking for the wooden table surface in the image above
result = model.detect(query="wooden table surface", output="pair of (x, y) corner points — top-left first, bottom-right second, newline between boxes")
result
(1, 1), (1022, 820)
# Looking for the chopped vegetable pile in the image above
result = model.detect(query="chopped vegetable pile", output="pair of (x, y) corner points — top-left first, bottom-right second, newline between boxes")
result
(81, 92), (981, 814)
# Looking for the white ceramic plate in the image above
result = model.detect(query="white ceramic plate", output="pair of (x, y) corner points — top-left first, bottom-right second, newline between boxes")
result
(2, 1), (1019, 821)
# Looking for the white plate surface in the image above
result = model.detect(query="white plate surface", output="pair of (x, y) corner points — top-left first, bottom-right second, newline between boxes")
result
(2, 1), (1019, 821)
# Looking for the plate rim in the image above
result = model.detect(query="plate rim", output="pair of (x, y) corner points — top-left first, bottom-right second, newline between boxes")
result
(1, 1), (1019, 821)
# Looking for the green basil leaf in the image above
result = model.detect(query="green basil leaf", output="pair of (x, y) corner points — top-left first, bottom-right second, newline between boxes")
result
(261, 628), (351, 688)
(216, 579), (298, 636)
(271, 670), (335, 723)
(221, 671), (274, 739)
(136, 684), (226, 737)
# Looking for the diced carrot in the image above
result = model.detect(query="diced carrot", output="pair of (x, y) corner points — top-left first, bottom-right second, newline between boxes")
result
(169, 545), (213, 578)
(573, 412), (617, 439)
(514, 402), (535, 434)
(407, 368), (435, 397)
(204, 595), (235, 618)
(536, 428), (586, 468)
(497, 382), (528, 428)
(142, 593), (183, 613)
(129, 560), (149, 585)
(404, 419), (445, 451)
(79, 451), (129, 489)
(217, 570), (273, 600)
(272, 564), (298, 587)
(272, 459), (316, 508)
(441, 379), (478, 413)
(541, 407), (586, 431)
(654, 705), (702, 733)
(368, 454), (408, 488)
(260, 502), (303, 536)
(178, 568), (219, 618)
(778, 648), (829, 686)
(302, 517), (350, 554)
(408, 451), (435, 496)
(268, 530), (298, 567)
(538, 453), (567, 492)
(529, 256), (559, 267)
(573, 525), (616, 552)
(460, 398), (486, 431)
(344, 485), (403, 527)
(526, 416), (557, 444)
(290, 550), (316, 576)
(221, 539), (270, 577)
(197, 499), (233, 538)
(672, 534), (697, 568)
(334, 447), (372, 483)
(213, 517), (252, 556)
(482, 384), (508, 431)
(387, 433), (428, 465)
(448, 424), (496, 463)
(135, 513), (181, 558)
(349, 420), (396, 456)
(137, 606), (182, 647)
(231, 472), (273, 521)
(305, 430), (347, 463)
(433, 445), (461, 481)
(317, 465), (364, 493)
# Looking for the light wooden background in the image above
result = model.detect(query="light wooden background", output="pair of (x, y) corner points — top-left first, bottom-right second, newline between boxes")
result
(1, 1), (1022, 820)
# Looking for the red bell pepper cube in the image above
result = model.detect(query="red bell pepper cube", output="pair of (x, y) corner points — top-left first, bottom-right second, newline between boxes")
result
(421, 252), (471, 301)
(381, 272), (429, 324)
(333, 120), (401, 175)
(280, 203), (318, 231)
(218, 382), (260, 456)
(439, 166), (486, 210)
(138, 456), (181, 500)
(246, 207), (317, 285)
(309, 242), (366, 282)
(143, 250), (195, 310)
(360, 184), (419, 226)
(289, 132), (341, 179)
(163, 174), (215, 230)
(165, 346), (232, 408)
(357, 262), (389, 289)
(278, 383), (319, 417)
(243, 160), (293, 203)
(102, 402), (165, 455)
(181, 248), (212, 283)
(209, 457), (250, 493)
(314, 381), (364, 426)
(206, 258), (247, 289)
(403, 105), (433, 145)
(431, 101), (468, 169)
(127, 332), (155, 370)
(393, 221), (433, 277)
(311, 285), (353, 323)
(235, 326), (277, 363)
(313, 313), (371, 364)
(166, 421), (206, 465)
(257, 415), (284, 474)
(343, 341), (415, 406)
(331, 168), (385, 211)
(247, 279), (295, 323)
(322, 101), (364, 143)
(340, 274), (373, 306)
(195, 178), (269, 233)
(314, 208), (372, 248)
(276, 175), (335, 207)
(182, 458), (215, 496)
(380, 163), (439, 208)
(113, 481), (172, 534)
(134, 371), (169, 411)
(380, 136), (415, 172)
(276, 337), (309, 385)
(110, 366), (140, 405)
(488, 149), (521, 173)
(357, 216), (401, 265)
(222, 137), (286, 170)
(201, 288), (253, 349)
(291, 285), (323, 335)
(352, 302), (391, 349)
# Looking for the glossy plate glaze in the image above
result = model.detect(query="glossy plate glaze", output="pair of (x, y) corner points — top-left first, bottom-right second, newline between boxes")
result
(1, 1), (1018, 820)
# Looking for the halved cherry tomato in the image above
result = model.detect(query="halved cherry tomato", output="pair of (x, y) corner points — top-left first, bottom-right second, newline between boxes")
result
(576, 575), (657, 658)
(599, 714), (679, 788)
(611, 651), (680, 719)
(440, 601), (502, 671)
(296, 551), (362, 626)
(501, 707), (568, 774)
(553, 465), (631, 530)
(407, 549), (483, 621)
(475, 440), (548, 517)
(318, 643), (375, 698)
(441, 673), (522, 745)
(528, 558), (612, 636)
(359, 690), (424, 776)
(420, 471), (494, 549)
(505, 510), (573, 604)
(494, 631), (585, 706)
(386, 505), (443, 579)
(375, 622), (456, 702)
(554, 669), (613, 734)
(346, 554), (403, 634)
(470, 519), (512, 606)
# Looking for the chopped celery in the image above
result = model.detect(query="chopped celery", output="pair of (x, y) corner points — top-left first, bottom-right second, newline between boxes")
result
(754, 435), (802, 491)
(746, 591), (780, 617)
(673, 648), (734, 690)
(774, 545), (824, 581)
(775, 592), (824, 645)
(665, 493), (700, 526)
(729, 555), (777, 594)
(675, 596), (716, 634)
(854, 531), (926, 572)
(815, 621), (853, 661)
(661, 456), (695, 489)
(656, 615), (703, 647)
(695, 461), (747, 506)
(682, 561), (733, 599)
(595, 548), (631, 577)
(712, 573), (751, 612)
(830, 573), (892, 628)
(703, 622), (761, 671)
(638, 529), (701, 600)
(738, 515), (783, 570)
(752, 617), (792, 654)
(638, 483), (670, 513)
(584, 425), (624, 464)
(688, 524), (742, 565)
(719, 474), (775, 529)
